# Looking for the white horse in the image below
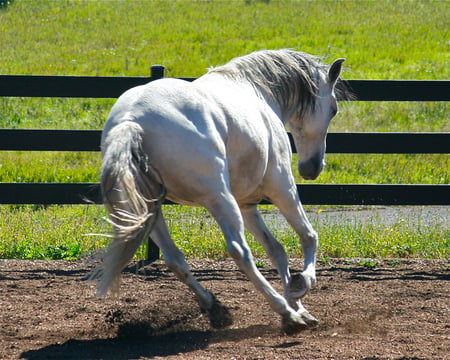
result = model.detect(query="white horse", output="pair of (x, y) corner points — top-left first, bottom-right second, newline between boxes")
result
(91, 49), (345, 334)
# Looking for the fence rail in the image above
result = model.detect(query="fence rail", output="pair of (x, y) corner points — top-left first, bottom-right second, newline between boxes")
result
(0, 71), (449, 207)
(1, 129), (449, 154)
(1, 74), (450, 101)
(0, 182), (448, 206)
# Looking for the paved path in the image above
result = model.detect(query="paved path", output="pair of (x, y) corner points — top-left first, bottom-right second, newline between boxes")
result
(260, 205), (449, 228)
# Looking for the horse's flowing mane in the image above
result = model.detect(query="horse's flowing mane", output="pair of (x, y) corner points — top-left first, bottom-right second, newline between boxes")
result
(209, 49), (330, 118)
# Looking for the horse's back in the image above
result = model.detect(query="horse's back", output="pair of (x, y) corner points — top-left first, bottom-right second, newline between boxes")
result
(104, 79), (211, 134)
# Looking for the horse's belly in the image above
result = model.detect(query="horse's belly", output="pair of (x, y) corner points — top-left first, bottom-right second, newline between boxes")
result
(165, 193), (203, 207)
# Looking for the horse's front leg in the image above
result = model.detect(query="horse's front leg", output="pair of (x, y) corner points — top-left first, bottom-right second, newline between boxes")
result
(240, 205), (291, 296)
(270, 188), (318, 326)
(241, 205), (318, 328)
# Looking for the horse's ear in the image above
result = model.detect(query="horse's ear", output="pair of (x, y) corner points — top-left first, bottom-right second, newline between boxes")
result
(328, 58), (345, 87)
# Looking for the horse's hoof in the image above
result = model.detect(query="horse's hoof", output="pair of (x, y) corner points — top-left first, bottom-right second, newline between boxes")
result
(281, 312), (308, 335)
(299, 311), (318, 329)
(288, 273), (309, 299)
(205, 296), (233, 329)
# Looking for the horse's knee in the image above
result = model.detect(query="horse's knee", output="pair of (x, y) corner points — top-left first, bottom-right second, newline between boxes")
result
(300, 229), (318, 254)
(303, 229), (318, 244)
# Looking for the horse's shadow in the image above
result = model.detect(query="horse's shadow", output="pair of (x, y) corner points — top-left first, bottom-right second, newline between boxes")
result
(20, 329), (210, 360)
(20, 322), (277, 360)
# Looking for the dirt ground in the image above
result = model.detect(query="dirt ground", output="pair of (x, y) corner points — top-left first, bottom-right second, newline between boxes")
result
(0, 258), (448, 360)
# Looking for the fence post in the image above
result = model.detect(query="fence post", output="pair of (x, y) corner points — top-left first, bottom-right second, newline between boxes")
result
(146, 65), (165, 262)
(151, 65), (165, 80)
(147, 235), (160, 262)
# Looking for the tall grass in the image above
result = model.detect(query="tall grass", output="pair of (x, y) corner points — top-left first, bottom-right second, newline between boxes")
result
(2, 204), (447, 260)
(0, 0), (448, 260)
(0, 205), (110, 259)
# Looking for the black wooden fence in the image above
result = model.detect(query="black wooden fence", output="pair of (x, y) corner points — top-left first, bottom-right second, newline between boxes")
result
(1, 67), (449, 258)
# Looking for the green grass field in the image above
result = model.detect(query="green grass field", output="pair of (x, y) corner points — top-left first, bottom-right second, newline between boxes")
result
(0, 0), (448, 260)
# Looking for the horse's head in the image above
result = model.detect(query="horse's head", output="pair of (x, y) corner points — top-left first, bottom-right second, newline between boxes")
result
(208, 50), (345, 180)
(287, 58), (345, 180)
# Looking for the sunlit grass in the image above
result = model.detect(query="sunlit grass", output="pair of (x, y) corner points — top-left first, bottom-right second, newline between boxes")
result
(334, 102), (450, 133)
(295, 154), (449, 185)
(2, 204), (447, 260)
(1, 1), (448, 79)
(314, 215), (449, 259)
(0, 151), (101, 183)
(0, 205), (110, 259)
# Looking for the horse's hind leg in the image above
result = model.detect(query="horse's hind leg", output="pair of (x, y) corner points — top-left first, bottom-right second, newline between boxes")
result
(149, 210), (232, 329)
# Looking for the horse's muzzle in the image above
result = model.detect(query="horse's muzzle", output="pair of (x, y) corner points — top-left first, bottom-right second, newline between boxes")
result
(298, 155), (324, 180)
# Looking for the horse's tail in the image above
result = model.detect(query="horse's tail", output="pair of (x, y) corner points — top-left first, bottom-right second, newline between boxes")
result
(90, 120), (165, 296)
